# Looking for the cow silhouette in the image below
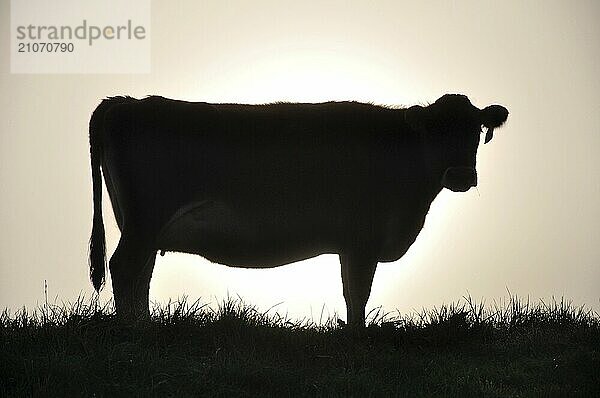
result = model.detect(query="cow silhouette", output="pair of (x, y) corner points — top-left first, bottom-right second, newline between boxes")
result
(88, 94), (509, 326)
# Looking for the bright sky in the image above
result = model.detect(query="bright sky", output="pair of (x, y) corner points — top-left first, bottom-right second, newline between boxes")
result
(1, 0), (599, 320)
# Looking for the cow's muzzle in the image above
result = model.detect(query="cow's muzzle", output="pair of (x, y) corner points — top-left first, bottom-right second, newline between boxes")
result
(442, 167), (477, 192)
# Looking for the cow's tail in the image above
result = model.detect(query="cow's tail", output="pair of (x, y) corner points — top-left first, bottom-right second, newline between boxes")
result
(89, 96), (134, 292)
(88, 99), (109, 292)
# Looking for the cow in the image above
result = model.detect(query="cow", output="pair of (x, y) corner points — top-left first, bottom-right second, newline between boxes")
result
(88, 94), (508, 326)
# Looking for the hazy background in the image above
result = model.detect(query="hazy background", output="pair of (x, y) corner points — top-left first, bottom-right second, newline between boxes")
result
(1, 0), (599, 319)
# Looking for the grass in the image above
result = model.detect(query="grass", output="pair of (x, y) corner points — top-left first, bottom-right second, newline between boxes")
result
(1, 294), (599, 397)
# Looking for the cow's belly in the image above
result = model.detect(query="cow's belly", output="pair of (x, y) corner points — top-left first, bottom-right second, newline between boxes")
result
(156, 200), (333, 268)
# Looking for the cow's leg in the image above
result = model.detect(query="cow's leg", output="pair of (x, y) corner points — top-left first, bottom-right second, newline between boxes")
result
(109, 235), (156, 321)
(340, 252), (377, 327)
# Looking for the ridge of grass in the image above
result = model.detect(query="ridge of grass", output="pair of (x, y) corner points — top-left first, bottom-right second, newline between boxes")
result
(1, 294), (599, 397)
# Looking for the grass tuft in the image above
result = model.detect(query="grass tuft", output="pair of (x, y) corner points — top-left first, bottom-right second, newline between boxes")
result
(1, 294), (598, 397)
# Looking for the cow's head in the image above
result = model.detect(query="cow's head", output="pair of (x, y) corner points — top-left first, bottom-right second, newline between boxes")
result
(405, 94), (508, 192)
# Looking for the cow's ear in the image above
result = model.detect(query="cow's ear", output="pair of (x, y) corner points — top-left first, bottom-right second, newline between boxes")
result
(405, 105), (426, 131)
(481, 105), (508, 144)
(481, 105), (509, 129)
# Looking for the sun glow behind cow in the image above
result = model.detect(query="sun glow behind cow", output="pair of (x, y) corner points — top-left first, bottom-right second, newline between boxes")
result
(93, 17), (518, 321)
(150, 52), (426, 320)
